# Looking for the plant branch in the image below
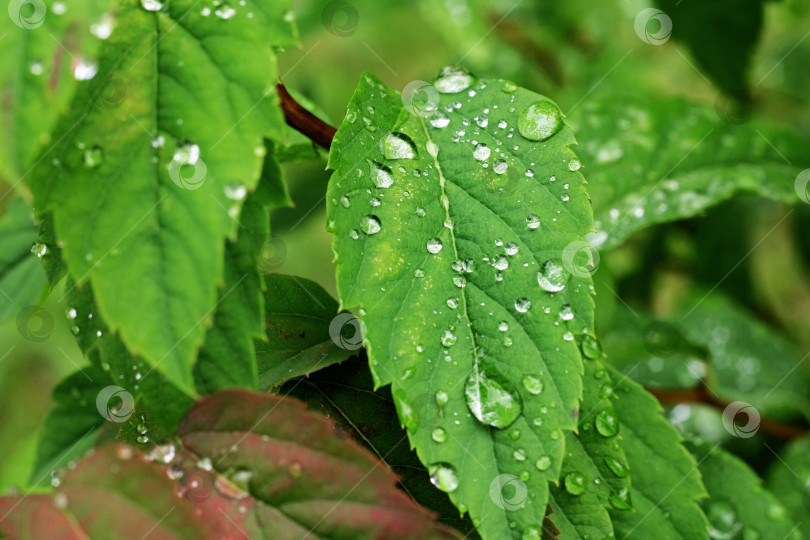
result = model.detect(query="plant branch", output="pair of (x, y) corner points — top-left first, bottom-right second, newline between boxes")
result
(276, 84), (336, 151)
(648, 385), (807, 440)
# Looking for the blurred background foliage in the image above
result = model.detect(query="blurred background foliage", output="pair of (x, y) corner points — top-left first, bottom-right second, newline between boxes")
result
(2, 0), (810, 528)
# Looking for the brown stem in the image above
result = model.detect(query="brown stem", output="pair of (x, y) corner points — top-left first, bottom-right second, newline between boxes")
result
(648, 385), (807, 440)
(276, 84), (336, 150)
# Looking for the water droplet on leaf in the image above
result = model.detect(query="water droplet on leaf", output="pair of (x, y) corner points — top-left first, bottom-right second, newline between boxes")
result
(83, 146), (103, 168)
(515, 298), (531, 313)
(604, 456), (628, 477)
(564, 472), (586, 495)
(537, 260), (568, 292)
(522, 375), (544, 395)
(434, 66), (475, 93)
(427, 238), (443, 254)
(595, 409), (619, 437)
(369, 161), (394, 189)
(518, 101), (562, 141)
(383, 132), (417, 159)
(360, 215), (381, 235)
(140, 0), (163, 11)
(581, 334), (602, 359)
(535, 456), (552, 471)
(473, 143), (491, 161)
(464, 367), (522, 428)
(429, 463), (459, 492)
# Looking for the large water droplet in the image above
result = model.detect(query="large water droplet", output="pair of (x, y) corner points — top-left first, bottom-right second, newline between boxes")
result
(441, 330), (457, 347)
(522, 375), (544, 395)
(370, 161), (394, 189)
(432, 428), (447, 443)
(609, 487), (632, 510)
(31, 241), (47, 258)
(537, 260), (569, 292)
(595, 409), (619, 437)
(473, 143), (491, 161)
(564, 472), (586, 495)
(493, 161), (508, 175)
(525, 215), (540, 229)
(359, 215), (381, 235)
(430, 114), (450, 128)
(427, 238), (443, 254)
(522, 527), (542, 540)
(518, 100), (563, 142)
(604, 456), (628, 477)
(429, 463), (459, 492)
(383, 132), (417, 159)
(464, 367), (522, 428)
(83, 146), (103, 168)
(581, 334), (603, 359)
(492, 255), (509, 271)
(707, 501), (740, 539)
(215, 3), (236, 19)
(224, 181), (247, 201)
(501, 80), (518, 93)
(515, 297), (531, 313)
(140, 0), (163, 11)
(535, 456), (552, 471)
(558, 304), (574, 320)
(434, 66), (475, 93)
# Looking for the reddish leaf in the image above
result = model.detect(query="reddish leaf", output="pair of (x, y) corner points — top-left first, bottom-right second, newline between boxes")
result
(0, 391), (460, 540)
(179, 389), (462, 539)
(0, 445), (252, 540)
(0, 495), (85, 540)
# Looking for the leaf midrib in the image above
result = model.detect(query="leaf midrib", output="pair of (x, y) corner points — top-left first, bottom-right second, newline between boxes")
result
(415, 114), (485, 420)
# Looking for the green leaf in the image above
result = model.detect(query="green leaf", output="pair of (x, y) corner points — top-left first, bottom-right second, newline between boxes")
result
(327, 70), (595, 539)
(0, 0), (111, 184)
(254, 142), (294, 208)
(256, 274), (354, 390)
(686, 440), (802, 540)
(655, 0), (763, 97)
(766, 435), (810, 540)
(36, 213), (67, 287)
(674, 290), (810, 421)
(601, 309), (706, 391)
(0, 197), (46, 321)
(193, 194), (267, 393)
(548, 359), (631, 539)
(568, 93), (810, 250)
(30, 366), (110, 487)
(65, 277), (194, 432)
(31, 0), (297, 392)
(194, 150), (297, 393)
(608, 365), (709, 540)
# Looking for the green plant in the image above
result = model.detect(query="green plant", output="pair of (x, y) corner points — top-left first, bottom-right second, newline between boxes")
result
(1, 0), (809, 538)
